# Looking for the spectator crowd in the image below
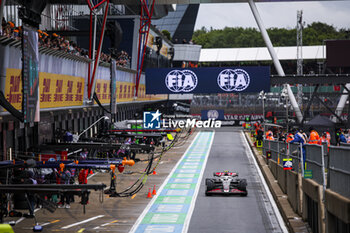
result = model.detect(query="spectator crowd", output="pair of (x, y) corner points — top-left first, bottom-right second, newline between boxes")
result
(1, 17), (130, 68)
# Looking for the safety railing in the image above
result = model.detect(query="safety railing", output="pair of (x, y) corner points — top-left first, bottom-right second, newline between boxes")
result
(263, 139), (301, 171)
(259, 137), (350, 233)
(328, 146), (350, 199)
(304, 144), (326, 189)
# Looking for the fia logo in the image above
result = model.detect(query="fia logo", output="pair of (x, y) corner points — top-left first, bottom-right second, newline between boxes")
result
(217, 69), (250, 92)
(165, 70), (198, 92)
(143, 110), (161, 129)
(207, 110), (219, 120)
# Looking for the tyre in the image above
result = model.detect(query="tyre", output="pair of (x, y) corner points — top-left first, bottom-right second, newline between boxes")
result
(205, 178), (211, 186)
(206, 179), (215, 191)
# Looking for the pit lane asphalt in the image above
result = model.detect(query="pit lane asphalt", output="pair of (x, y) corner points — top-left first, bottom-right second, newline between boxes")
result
(187, 128), (285, 233)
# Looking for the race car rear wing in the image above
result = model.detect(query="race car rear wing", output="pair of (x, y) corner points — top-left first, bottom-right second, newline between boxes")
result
(213, 172), (238, 177)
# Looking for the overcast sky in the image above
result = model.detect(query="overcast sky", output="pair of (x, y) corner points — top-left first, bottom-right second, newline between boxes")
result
(195, 1), (350, 30)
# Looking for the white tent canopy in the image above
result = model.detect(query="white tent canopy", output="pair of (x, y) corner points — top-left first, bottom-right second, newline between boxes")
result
(199, 45), (325, 63)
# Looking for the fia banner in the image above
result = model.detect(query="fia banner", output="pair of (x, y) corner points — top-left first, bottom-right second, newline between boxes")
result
(146, 67), (270, 94)
(22, 24), (39, 123)
(201, 110), (225, 120)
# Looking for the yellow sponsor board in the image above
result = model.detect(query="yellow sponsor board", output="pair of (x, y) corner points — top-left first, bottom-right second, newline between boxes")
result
(95, 79), (111, 104)
(160, 45), (168, 57)
(4, 68), (85, 109)
(147, 33), (154, 48)
(5, 69), (166, 110)
(39, 72), (84, 108)
(114, 82), (166, 103)
(4, 68), (22, 110)
(116, 81), (135, 103)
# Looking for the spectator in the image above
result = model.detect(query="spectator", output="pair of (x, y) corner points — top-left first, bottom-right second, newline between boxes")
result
(290, 128), (307, 169)
(0, 20), (132, 68)
(337, 129), (347, 145)
(308, 127), (321, 145)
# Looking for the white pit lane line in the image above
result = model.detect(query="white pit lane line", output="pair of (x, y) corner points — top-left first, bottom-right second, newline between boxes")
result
(241, 131), (288, 233)
(61, 215), (104, 229)
(15, 208), (40, 224)
(129, 131), (215, 233)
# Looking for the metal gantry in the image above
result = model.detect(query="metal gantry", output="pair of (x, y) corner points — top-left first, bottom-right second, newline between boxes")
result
(135, 0), (155, 98)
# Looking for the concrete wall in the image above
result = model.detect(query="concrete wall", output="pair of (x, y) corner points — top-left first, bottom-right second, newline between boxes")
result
(325, 189), (350, 232)
(269, 159), (278, 179)
(302, 178), (325, 233)
(277, 164), (287, 194)
(286, 170), (299, 214)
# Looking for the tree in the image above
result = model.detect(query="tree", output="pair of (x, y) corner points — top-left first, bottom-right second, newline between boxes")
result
(192, 22), (349, 48)
(161, 30), (171, 41)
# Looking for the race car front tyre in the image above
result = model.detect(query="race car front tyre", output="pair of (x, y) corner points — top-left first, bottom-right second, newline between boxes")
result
(206, 179), (215, 191)
(238, 179), (247, 191)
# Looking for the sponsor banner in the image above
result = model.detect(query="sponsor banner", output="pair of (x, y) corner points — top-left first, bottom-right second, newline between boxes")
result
(146, 67), (270, 94)
(111, 60), (117, 114)
(39, 73), (84, 108)
(304, 170), (313, 179)
(5, 69), (22, 110)
(201, 110), (224, 120)
(283, 158), (293, 170)
(4, 69), (167, 111)
(22, 25), (40, 122)
(95, 79), (111, 104)
(193, 114), (263, 126)
(117, 81), (135, 102)
(147, 33), (154, 48)
(160, 44), (168, 57)
(5, 69), (85, 109)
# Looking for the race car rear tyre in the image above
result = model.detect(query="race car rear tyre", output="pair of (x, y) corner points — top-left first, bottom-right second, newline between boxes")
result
(238, 179), (247, 191)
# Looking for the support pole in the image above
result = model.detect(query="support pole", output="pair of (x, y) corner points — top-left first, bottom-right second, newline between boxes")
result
(0, 0), (5, 35)
(248, 0), (303, 123)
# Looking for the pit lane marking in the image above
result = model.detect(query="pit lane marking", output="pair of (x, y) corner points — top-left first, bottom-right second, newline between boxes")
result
(130, 131), (215, 233)
(61, 215), (104, 229)
(40, 219), (60, 226)
(93, 220), (119, 230)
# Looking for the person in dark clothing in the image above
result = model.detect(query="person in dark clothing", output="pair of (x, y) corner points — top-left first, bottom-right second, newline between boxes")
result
(24, 171), (37, 218)
(57, 169), (71, 209)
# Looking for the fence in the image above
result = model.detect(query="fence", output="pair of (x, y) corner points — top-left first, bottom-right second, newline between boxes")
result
(263, 140), (301, 171)
(328, 146), (350, 199)
(261, 138), (350, 233)
(304, 144), (326, 187)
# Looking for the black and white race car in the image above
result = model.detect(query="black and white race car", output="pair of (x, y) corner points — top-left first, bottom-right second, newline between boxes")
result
(205, 171), (248, 196)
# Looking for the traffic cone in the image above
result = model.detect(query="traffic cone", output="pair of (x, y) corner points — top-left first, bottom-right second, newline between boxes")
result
(89, 169), (94, 175)
(152, 170), (157, 175)
(147, 188), (152, 198)
(152, 185), (157, 195)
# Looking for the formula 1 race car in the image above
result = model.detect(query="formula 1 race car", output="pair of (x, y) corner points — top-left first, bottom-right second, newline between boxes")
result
(205, 171), (247, 196)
